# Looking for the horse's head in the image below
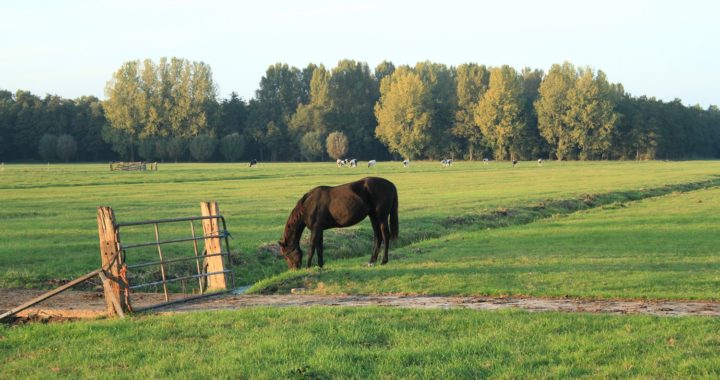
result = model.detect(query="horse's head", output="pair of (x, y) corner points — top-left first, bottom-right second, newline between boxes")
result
(278, 239), (303, 269)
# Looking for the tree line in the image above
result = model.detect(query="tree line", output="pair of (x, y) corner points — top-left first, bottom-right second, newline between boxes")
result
(1, 57), (719, 162)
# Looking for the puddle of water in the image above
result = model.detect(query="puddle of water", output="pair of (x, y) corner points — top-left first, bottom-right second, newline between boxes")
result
(232, 285), (252, 295)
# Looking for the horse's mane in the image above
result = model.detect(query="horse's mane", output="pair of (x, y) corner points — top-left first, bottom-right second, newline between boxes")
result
(283, 193), (309, 243)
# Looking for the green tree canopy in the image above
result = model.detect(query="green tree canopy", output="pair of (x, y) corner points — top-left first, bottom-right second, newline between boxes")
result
(453, 63), (490, 160)
(56, 134), (77, 162)
(326, 131), (349, 160)
(38, 133), (58, 161)
(103, 57), (217, 160)
(474, 65), (525, 160)
(535, 62), (577, 160)
(189, 135), (217, 161)
(374, 67), (432, 159)
(220, 133), (245, 162)
(565, 68), (617, 159)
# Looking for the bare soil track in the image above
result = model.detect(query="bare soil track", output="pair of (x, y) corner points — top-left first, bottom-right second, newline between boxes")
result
(1, 289), (718, 323)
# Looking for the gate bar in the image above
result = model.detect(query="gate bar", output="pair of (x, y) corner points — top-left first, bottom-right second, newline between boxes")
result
(121, 232), (229, 250)
(125, 252), (230, 270)
(117, 215), (224, 227)
(128, 270), (231, 290)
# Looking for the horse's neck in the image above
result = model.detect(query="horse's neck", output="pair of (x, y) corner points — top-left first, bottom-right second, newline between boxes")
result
(284, 209), (306, 248)
(287, 220), (305, 248)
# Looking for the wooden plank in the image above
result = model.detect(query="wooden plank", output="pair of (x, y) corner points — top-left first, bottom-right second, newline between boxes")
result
(201, 201), (227, 291)
(0, 269), (101, 322)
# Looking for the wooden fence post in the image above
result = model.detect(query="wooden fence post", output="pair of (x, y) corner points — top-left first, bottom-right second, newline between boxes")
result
(97, 207), (130, 316)
(200, 201), (227, 291)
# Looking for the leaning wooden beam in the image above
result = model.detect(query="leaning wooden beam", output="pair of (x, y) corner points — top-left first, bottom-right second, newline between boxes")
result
(0, 268), (101, 322)
(98, 270), (126, 319)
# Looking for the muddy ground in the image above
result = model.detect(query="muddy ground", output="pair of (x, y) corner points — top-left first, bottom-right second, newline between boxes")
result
(2, 288), (718, 323)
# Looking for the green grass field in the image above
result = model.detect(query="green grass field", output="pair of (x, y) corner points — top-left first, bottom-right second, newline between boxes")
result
(2, 308), (719, 378)
(1, 160), (719, 289)
(1, 160), (720, 377)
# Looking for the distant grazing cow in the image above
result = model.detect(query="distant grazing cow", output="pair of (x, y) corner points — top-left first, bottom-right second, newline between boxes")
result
(483, 158), (489, 165)
(368, 159), (377, 167)
(512, 159), (518, 167)
(336, 158), (348, 167)
(249, 159), (258, 168)
(402, 159), (410, 168)
(537, 158), (543, 166)
(441, 158), (453, 167)
(349, 159), (357, 167)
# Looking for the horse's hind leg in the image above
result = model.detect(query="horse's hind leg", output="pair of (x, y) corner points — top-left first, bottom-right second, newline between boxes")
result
(316, 230), (324, 268)
(368, 215), (382, 265)
(380, 220), (390, 265)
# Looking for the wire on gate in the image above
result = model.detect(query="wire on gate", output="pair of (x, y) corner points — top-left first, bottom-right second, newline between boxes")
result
(119, 265), (133, 312)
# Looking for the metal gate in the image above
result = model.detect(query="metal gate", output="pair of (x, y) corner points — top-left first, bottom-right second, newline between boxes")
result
(98, 201), (236, 314)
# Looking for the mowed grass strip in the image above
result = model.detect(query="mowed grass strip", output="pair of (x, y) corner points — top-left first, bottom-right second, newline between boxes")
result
(1, 307), (719, 379)
(1, 161), (719, 288)
(254, 187), (720, 300)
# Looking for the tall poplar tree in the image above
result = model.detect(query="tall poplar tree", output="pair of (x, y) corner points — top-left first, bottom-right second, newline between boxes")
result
(414, 61), (458, 159)
(474, 65), (525, 160)
(565, 68), (617, 159)
(453, 63), (489, 160)
(374, 67), (432, 159)
(103, 57), (217, 160)
(535, 62), (577, 160)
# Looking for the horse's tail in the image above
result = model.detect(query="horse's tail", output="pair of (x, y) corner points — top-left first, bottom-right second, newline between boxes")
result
(390, 188), (399, 240)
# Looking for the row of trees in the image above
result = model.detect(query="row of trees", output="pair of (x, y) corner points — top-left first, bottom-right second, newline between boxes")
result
(1, 58), (719, 162)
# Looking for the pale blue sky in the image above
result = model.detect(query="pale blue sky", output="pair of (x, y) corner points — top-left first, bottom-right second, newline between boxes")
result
(2, 0), (718, 107)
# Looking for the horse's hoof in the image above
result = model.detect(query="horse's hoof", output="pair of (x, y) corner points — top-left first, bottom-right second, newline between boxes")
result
(367, 262), (375, 267)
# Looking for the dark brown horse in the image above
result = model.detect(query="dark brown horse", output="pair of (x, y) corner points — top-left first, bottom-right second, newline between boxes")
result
(278, 177), (399, 269)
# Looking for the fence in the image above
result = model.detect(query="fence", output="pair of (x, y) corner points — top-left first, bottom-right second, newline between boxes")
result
(110, 161), (158, 171)
(0, 201), (234, 322)
(98, 201), (235, 315)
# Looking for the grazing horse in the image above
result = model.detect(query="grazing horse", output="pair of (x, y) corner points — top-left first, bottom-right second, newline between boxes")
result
(537, 158), (543, 166)
(441, 158), (453, 167)
(349, 159), (357, 167)
(512, 159), (518, 167)
(336, 158), (347, 167)
(402, 159), (410, 168)
(278, 177), (399, 269)
(368, 160), (377, 167)
(483, 158), (489, 164)
(249, 159), (258, 168)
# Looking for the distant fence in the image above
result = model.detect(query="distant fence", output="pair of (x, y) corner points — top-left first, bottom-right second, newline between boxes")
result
(110, 161), (158, 171)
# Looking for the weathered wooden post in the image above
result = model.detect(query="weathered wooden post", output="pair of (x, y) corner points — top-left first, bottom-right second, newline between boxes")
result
(200, 201), (227, 291)
(97, 207), (130, 316)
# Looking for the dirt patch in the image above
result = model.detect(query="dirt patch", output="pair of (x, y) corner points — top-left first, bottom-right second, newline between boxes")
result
(155, 294), (720, 317)
(0, 289), (187, 323)
(3, 289), (716, 322)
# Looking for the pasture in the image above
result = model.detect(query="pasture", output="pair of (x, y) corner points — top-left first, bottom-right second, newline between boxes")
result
(1, 160), (720, 377)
